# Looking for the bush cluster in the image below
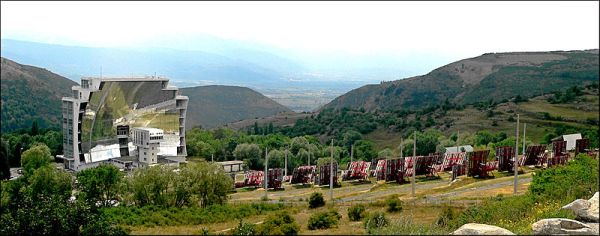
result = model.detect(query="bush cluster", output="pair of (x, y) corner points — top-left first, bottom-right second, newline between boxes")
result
(102, 203), (285, 226)
(308, 192), (325, 209)
(232, 220), (256, 236)
(307, 209), (341, 230)
(386, 195), (403, 213)
(256, 211), (300, 235)
(364, 211), (389, 230)
(347, 204), (366, 221)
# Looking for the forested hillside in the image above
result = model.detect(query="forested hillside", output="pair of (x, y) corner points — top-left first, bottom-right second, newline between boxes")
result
(0, 57), (77, 132)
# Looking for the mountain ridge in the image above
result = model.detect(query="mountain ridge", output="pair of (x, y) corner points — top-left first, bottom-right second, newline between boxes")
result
(324, 49), (599, 111)
(181, 85), (292, 129)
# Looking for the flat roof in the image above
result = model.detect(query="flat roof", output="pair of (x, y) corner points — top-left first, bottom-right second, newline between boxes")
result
(133, 127), (164, 133)
(218, 160), (244, 165)
(82, 76), (170, 82)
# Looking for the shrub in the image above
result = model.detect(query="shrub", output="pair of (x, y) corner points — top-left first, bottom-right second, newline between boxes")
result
(386, 195), (403, 213)
(347, 204), (367, 221)
(256, 211), (300, 235)
(370, 216), (448, 235)
(364, 212), (389, 231)
(308, 192), (325, 209)
(529, 153), (598, 201)
(435, 206), (455, 227)
(447, 154), (597, 234)
(307, 209), (341, 230)
(232, 219), (256, 236)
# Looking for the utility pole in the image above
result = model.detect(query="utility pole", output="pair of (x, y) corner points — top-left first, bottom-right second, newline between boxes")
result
(514, 114), (519, 195)
(284, 149), (288, 177)
(412, 131), (416, 197)
(330, 139), (334, 202)
(350, 144), (354, 164)
(456, 130), (460, 153)
(211, 153), (214, 162)
(264, 147), (268, 200)
(522, 123), (527, 156)
(400, 137), (404, 159)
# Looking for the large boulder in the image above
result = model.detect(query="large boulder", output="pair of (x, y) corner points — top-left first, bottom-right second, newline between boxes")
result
(451, 223), (515, 235)
(532, 218), (595, 235)
(563, 192), (599, 223)
(586, 223), (599, 235)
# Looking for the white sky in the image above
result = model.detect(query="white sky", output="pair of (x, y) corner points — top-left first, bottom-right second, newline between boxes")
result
(1, 1), (599, 56)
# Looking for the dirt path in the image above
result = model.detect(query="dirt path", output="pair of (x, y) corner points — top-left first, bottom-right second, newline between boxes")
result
(229, 173), (534, 205)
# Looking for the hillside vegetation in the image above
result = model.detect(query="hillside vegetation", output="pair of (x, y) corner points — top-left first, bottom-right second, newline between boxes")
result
(0, 57), (77, 132)
(181, 85), (292, 129)
(325, 50), (599, 111)
(262, 84), (598, 153)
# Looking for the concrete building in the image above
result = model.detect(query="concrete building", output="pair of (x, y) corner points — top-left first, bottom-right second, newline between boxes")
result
(59, 76), (188, 171)
(132, 127), (163, 165)
(217, 160), (245, 173)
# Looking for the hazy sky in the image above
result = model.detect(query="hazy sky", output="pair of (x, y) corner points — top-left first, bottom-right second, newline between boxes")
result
(1, 1), (599, 57)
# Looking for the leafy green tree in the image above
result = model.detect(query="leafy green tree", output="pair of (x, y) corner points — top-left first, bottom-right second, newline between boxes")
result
(342, 130), (362, 149)
(475, 130), (495, 146)
(76, 164), (124, 208)
(30, 120), (39, 136)
(354, 140), (377, 161)
(20, 144), (53, 177)
(130, 165), (173, 206)
(402, 130), (441, 156)
(378, 148), (394, 159)
(233, 143), (262, 170)
(1, 139), (10, 180)
(1, 165), (126, 235)
(267, 149), (285, 169)
(183, 162), (233, 208)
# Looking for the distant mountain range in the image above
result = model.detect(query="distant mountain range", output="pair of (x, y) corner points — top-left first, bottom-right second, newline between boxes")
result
(1, 57), (77, 132)
(0, 57), (292, 132)
(181, 85), (291, 129)
(0, 38), (434, 89)
(0, 38), (299, 87)
(324, 50), (599, 111)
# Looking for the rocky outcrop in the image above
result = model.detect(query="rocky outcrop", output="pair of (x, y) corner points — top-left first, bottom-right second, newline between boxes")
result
(563, 192), (599, 223)
(532, 218), (595, 235)
(451, 223), (515, 235)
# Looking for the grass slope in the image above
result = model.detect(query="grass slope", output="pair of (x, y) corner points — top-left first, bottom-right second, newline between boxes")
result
(181, 85), (292, 129)
(325, 50), (599, 111)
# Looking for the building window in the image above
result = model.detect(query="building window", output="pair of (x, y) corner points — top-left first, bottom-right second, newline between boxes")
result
(144, 152), (146, 155)
(144, 158), (147, 161)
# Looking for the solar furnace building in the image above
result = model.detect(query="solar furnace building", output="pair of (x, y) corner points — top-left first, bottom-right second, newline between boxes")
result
(60, 76), (188, 171)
